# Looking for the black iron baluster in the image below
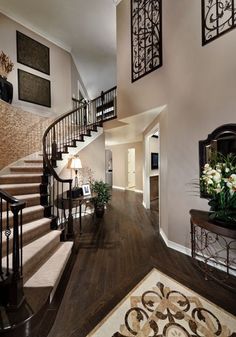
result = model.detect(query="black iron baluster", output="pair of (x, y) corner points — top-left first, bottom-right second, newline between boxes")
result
(56, 180), (59, 224)
(101, 91), (104, 122)
(67, 181), (74, 240)
(52, 126), (57, 167)
(0, 197), (2, 277)
(20, 209), (23, 276)
(6, 204), (10, 275)
(9, 200), (26, 308)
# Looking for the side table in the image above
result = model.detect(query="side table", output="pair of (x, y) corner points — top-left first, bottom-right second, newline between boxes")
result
(57, 192), (97, 235)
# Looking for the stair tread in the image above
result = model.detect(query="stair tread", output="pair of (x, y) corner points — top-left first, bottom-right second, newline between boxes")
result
(0, 174), (42, 178)
(0, 183), (40, 188)
(1, 193), (40, 202)
(1, 218), (51, 243)
(0, 182), (41, 195)
(9, 167), (43, 174)
(2, 230), (61, 268)
(24, 242), (73, 288)
(13, 193), (41, 200)
(1, 204), (44, 220)
(10, 165), (43, 168)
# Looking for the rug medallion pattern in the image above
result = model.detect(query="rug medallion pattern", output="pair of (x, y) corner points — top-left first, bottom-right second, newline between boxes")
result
(87, 269), (236, 337)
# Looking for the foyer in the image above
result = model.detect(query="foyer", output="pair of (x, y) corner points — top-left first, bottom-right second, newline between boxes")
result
(0, 0), (236, 335)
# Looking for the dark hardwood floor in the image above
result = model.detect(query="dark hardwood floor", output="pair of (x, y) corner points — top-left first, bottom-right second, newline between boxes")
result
(47, 189), (236, 337)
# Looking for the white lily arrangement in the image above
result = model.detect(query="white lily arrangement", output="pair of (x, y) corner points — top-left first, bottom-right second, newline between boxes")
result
(201, 153), (236, 224)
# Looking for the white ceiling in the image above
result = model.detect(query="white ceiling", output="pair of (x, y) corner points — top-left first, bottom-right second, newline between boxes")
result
(104, 105), (166, 146)
(0, 0), (117, 99)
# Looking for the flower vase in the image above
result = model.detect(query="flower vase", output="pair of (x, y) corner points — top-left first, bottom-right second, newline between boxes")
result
(0, 75), (13, 104)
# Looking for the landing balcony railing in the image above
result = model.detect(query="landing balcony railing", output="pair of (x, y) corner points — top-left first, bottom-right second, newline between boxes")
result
(91, 86), (117, 122)
(0, 189), (26, 308)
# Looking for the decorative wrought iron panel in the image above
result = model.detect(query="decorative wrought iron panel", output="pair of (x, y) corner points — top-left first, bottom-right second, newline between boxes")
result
(131, 0), (162, 82)
(202, 0), (236, 45)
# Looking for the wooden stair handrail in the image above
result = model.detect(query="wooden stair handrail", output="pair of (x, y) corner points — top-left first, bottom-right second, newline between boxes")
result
(42, 101), (88, 183)
(0, 189), (25, 207)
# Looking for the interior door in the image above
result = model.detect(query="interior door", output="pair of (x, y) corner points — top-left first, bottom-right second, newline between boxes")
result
(128, 148), (135, 188)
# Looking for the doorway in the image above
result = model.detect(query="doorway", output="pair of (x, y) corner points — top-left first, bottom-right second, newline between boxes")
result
(128, 148), (135, 189)
(143, 124), (160, 217)
(105, 149), (113, 187)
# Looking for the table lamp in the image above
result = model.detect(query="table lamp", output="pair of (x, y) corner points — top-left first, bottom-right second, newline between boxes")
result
(70, 156), (82, 188)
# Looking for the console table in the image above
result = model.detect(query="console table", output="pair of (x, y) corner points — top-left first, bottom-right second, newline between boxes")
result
(57, 192), (97, 235)
(190, 209), (236, 292)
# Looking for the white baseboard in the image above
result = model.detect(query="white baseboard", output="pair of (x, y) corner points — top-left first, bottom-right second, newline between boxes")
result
(134, 189), (143, 194)
(159, 228), (191, 256)
(112, 186), (143, 194)
(112, 185), (125, 190)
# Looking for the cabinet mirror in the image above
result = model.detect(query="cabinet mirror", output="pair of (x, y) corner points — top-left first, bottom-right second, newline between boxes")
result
(199, 124), (236, 198)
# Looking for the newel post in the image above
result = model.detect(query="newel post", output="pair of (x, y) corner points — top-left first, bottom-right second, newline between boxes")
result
(51, 126), (58, 167)
(66, 181), (74, 240)
(8, 201), (26, 309)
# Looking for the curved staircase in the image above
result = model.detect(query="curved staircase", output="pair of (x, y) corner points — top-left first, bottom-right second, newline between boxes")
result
(0, 87), (117, 336)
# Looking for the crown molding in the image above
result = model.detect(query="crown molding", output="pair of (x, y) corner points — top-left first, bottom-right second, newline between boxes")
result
(0, 8), (72, 52)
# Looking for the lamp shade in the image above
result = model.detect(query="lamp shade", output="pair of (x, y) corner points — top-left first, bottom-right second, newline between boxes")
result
(70, 157), (82, 170)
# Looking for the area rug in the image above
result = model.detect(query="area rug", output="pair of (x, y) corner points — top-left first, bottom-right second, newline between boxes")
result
(87, 268), (236, 337)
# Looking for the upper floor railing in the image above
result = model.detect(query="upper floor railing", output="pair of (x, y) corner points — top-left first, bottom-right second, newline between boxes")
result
(72, 86), (117, 123)
(91, 86), (117, 122)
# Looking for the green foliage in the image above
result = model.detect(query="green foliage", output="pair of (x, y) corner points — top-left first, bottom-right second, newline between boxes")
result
(91, 180), (111, 206)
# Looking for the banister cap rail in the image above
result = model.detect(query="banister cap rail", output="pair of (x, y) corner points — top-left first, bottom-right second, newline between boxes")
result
(0, 189), (26, 210)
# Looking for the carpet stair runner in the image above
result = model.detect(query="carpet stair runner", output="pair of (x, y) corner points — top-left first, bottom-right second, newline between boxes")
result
(0, 156), (73, 298)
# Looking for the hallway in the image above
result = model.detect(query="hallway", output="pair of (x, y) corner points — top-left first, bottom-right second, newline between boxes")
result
(48, 189), (236, 337)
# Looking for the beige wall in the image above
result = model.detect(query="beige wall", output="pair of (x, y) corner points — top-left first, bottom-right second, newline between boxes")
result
(60, 134), (106, 185)
(117, 0), (236, 248)
(117, 0), (167, 120)
(78, 133), (105, 182)
(107, 141), (143, 191)
(71, 56), (89, 100)
(0, 100), (51, 170)
(0, 13), (76, 116)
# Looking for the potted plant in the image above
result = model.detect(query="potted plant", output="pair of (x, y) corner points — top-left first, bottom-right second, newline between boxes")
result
(200, 153), (236, 225)
(91, 180), (111, 217)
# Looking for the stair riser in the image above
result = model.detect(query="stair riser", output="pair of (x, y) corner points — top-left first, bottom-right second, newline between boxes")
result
(0, 176), (42, 184)
(1, 222), (50, 257)
(10, 167), (43, 173)
(23, 234), (60, 282)
(2, 185), (40, 195)
(1, 209), (45, 227)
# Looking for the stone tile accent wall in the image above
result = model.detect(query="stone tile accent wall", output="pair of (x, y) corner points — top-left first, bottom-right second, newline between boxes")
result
(0, 100), (52, 170)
